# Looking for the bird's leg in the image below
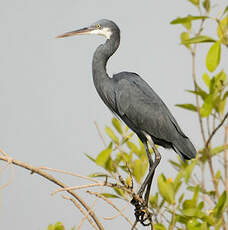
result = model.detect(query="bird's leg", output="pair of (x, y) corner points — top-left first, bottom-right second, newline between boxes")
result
(143, 141), (154, 205)
(131, 135), (161, 227)
(137, 134), (161, 199)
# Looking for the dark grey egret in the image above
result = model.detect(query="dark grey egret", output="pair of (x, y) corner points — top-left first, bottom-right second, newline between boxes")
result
(57, 19), (196, 222)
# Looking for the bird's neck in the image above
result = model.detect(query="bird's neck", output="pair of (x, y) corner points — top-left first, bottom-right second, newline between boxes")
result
(92, 33), (120, 88)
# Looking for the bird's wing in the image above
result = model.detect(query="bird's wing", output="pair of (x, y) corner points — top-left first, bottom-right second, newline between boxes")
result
(113, 73), (186, 142)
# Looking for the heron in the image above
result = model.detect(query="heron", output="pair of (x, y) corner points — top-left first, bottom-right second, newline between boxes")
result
(57, 19), (196, 224)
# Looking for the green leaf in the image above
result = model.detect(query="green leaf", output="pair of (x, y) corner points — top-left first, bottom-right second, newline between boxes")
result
(215, 219), (223, 230)
(84, 153), (96, 163)
(187, 219), (201, 230)
(217, 97), (226, 114)
(186, 88), (207, 100)
(223, 91), (228, 100)
(88, 173), (110, 178)
(211, 144), (228, 156)
(215, 170), (221, 180)
(223, 6), (228, 15)
(154, 223), (166, 230)
(192, 185), (200, 205)
(100, 193), (120, 198)
(214, 70), (227, 91)
(217, 15), (228, 45)
(185, 161), (197, 183)
(96, 145), (112, 167)
(126, 141), (141, 156)
(176, 103), (197, 112)
(149, 193), (159, 208)
(188, 0), (199, 6)
(114, 187), (125, 197)
(214, 191), (228, 218)
(133, 159), (147, 183)
(47, 225), (54, 230)
(197, 201), (204, 210)
(202, 73), (211, 88)
(206, 41), (221, 72)
(183, 199), (196, 209)
(182, 35), (216, 44)
(158, 174), (175, 204)
(105, 157), (116, 172)
(180, 32), (191, 49)
(169, 160), (182, 170)
(178, 193), (185, 204)
(170, 15), (208, 24)
(112, 117), (123, 134)
(53, 222), (65, 230)
(203, 0), (210, 12)
(105, 126), (119, 144)
(182, 208), (205, 218)
(200, 95), (214, 117)
(183, 21), (192, 30)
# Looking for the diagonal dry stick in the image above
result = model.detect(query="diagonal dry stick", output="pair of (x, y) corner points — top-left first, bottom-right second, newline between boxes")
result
(87, 190), (136, 228)
(62, 195), (98, 230)
(205, 112), (228, 148)
(0, 152), (104, 230)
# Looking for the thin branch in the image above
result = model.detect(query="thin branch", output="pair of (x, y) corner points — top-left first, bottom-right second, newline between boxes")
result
(0, 162), (14, 190)
(78, 187), (103, 230)
(0, 153), (104, 230)
(103, 204), (128, 220)
(94, 121), (107, 147)
(205, 112), (228, 148)
(206, 116), (211, 138)
(191, 18), (207, 145)
(224, 125), (228, 194)
(52, 183), (104, 195)
(38, 166), (100, 183)
(87, 190), (135, 228)
(62, 195), (98, 230)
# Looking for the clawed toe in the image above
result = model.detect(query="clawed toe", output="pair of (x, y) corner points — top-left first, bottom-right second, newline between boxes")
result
(131, 197), (152, 227)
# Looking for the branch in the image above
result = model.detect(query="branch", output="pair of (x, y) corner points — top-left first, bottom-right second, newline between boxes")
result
(205, 112), (228, 148)
(0, 152), (104, 230)
(87, 190), (135, 228)
(62, 195), (98, 230)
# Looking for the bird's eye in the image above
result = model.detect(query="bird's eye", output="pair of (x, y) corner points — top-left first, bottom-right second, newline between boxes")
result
(96, 24), (101, 29)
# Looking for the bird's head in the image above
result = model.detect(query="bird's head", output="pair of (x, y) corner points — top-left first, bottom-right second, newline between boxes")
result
(56, 19), (119, 40)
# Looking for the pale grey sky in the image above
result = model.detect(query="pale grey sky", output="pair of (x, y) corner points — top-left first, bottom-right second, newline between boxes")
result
(0, 0), (227, 229)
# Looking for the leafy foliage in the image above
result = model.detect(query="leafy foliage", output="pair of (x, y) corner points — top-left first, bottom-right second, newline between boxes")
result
(82, 1), (228, 228)
(49, 1), (228, 229)
(47, 222), (75, 230)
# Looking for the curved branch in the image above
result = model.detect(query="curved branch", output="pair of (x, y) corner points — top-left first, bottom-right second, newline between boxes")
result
(206, 112), (228, 148)
(0, 154), (104, 230)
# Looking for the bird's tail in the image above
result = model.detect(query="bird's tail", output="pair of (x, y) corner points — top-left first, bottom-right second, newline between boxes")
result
(172, 136), (196, 161)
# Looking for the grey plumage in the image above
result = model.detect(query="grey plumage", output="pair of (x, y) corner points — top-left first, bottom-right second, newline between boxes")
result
(90, 19), (196, 161)
(57, 19), (196, 210)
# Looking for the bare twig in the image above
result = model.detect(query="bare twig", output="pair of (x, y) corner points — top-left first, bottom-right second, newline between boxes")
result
(0, 149), (14, 190)
(62, 195), (98, 230)
(38, 166), (100, 183)
(205, 112), (228, 148)
(224, 125), (228, 194)
(206, 116), (211, 138)
(0, 153), (104, 230)
(94, 121), (107, 147)
(87, 190), (135, 228)
(78, 187), (103, 230)
(191, 24), (207, 145)
(52, 183), (104, 195)
(131, 220), (138, 230)
(103, 204), (128, 220)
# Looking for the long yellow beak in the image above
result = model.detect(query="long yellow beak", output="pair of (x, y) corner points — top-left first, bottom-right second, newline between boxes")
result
(56, 27), (94, 38)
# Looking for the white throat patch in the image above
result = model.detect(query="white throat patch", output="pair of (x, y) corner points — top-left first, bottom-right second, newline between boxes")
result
(89, 27), (113, 39)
